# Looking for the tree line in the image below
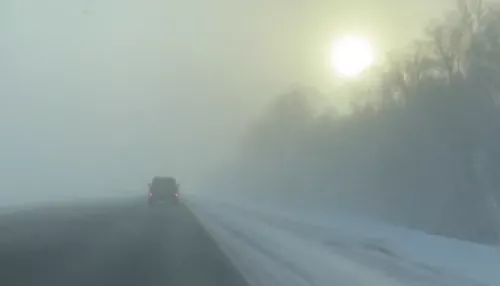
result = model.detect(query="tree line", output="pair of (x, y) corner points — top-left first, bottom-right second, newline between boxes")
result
(224, 0), (500, 244)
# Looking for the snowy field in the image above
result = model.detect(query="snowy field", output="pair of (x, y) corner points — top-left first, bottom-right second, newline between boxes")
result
(185, 193), (500, 286)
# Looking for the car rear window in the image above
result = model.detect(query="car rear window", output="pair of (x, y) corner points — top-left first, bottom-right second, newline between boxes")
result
(151, 177), (177, 193)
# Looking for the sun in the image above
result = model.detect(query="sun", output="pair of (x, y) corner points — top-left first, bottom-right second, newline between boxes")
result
(332, 36), (374, 77)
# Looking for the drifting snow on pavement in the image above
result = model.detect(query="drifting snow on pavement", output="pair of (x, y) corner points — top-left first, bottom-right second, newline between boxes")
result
(185, 193), (500, 286)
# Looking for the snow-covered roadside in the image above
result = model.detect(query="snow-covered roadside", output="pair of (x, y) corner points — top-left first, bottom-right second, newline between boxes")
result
(184, 193), (500, 286)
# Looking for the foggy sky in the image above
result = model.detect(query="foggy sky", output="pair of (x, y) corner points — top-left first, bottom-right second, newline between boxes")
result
(0, 0), (453, 204)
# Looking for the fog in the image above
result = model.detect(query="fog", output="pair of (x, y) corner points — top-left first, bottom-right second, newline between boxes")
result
(0, 0), (453, 205)
(214, 0), (500, 243)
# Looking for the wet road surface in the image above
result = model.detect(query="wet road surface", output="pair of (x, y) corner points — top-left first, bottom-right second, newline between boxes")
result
(0, 199), (249, 286)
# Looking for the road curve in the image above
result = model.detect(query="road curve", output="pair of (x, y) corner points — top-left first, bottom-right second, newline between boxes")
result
(0, 199), (249, 286)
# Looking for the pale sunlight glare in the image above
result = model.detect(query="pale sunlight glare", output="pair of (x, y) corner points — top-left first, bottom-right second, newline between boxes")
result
(331, 36), (374, 77)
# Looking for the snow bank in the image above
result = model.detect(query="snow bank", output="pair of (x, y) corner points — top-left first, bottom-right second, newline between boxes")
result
(185, 193), (500, 286)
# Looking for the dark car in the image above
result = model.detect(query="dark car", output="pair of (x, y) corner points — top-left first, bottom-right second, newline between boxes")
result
(148, 176), (180, 207)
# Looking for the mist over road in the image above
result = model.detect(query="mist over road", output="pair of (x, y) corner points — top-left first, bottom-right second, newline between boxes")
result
(0, 199), (248, 286)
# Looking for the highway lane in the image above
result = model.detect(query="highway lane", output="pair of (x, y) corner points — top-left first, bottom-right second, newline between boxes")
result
(0, 199), (249, 286)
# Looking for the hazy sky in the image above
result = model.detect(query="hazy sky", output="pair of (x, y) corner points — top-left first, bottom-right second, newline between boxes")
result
(0, 0), (454, 203)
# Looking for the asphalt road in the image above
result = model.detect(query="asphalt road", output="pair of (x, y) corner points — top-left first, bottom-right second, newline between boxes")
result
(0, 199), (249, 286)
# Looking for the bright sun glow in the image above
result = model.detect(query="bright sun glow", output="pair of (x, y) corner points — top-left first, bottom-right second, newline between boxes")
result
(332, 36), (374, 77)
